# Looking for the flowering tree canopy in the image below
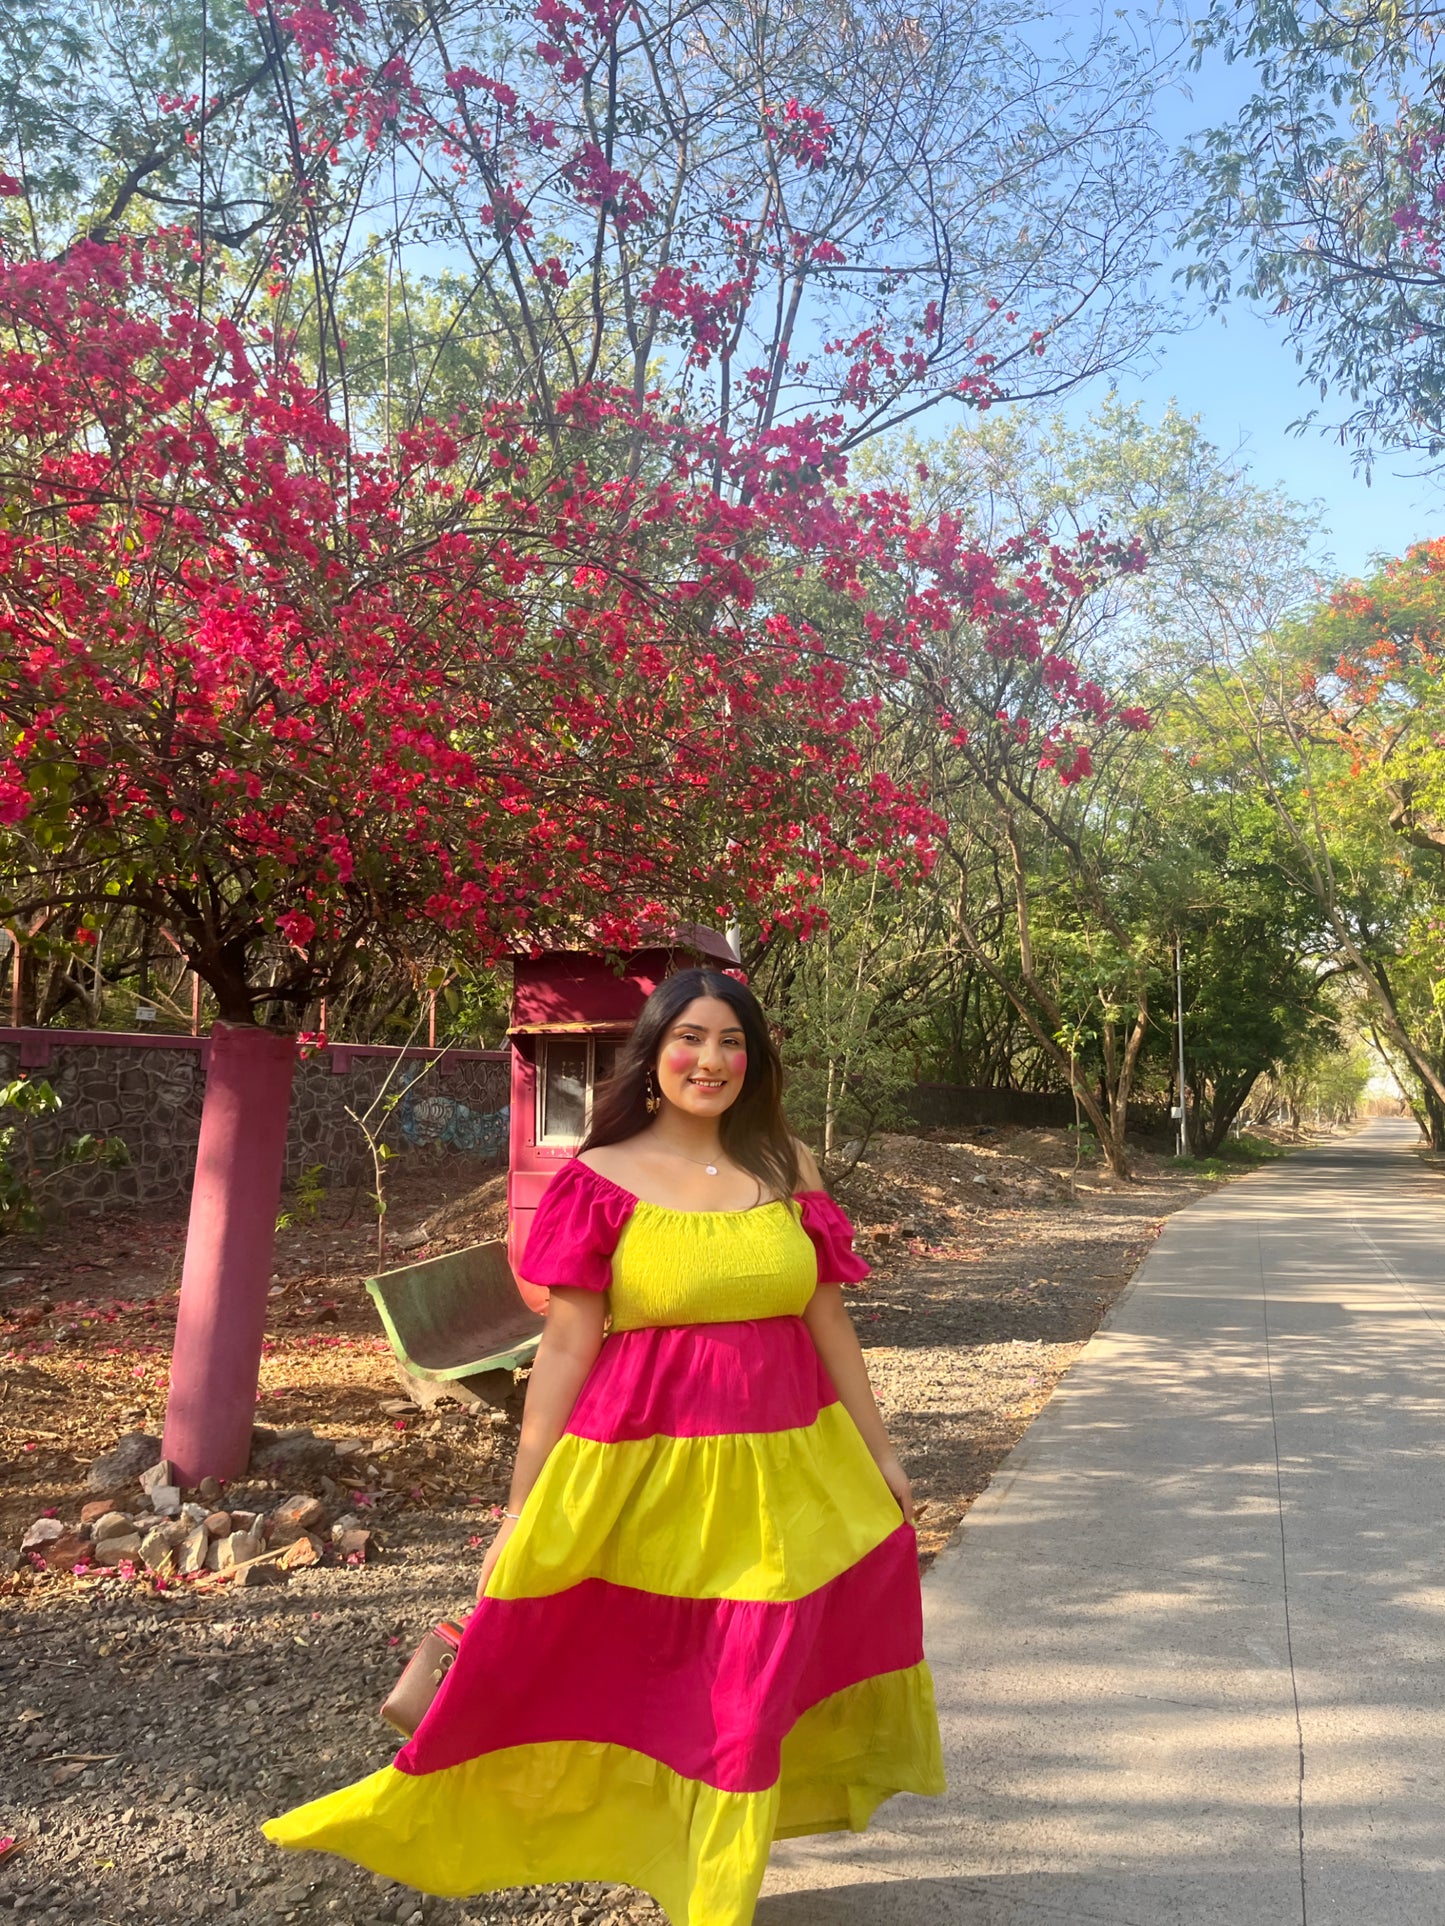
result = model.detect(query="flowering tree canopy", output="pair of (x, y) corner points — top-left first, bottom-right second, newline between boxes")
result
(0, 237), (964, 1015)
(1317, 536), (1445, 865)
(0, 231), (1154, 1020)
(1175, 532), (1445, 1142)
(0, 0), (1168, 1022)
(1, 0), (1177, 448)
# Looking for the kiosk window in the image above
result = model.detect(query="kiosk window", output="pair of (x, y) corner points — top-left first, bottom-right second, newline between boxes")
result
(537, 1036), (624, 1145)
(538, 1040), (589, 1145)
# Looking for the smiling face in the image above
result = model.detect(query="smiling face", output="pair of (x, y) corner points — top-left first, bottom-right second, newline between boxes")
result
(654, 996), (748, 1120)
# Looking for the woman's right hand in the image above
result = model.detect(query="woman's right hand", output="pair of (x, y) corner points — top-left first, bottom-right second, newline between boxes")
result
(875, 1451), (915, 1523)
(476, 1515), (518, 1601)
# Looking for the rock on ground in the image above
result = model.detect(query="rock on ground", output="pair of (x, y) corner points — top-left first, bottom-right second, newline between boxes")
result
(84, 1432), (162, 1494)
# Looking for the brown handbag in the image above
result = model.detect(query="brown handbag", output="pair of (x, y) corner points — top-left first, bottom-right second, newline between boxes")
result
(380, 1616), (468, 1737)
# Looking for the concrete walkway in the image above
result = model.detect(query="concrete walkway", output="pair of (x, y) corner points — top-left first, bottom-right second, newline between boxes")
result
(762, 1119), (1445, 1925)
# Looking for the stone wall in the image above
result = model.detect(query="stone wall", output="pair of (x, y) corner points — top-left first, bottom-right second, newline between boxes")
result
(906, 1080), (1172, 1140)
(0, 1030), (511, 1211)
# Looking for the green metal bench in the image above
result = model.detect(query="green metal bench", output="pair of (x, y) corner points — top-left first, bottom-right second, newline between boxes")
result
(365, 1240), (544, 1409)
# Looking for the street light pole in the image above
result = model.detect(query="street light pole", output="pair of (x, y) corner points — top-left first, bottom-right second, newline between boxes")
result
(1175, 933), (1189, 1158)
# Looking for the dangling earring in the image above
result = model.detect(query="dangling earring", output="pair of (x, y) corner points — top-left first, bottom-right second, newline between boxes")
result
(645, 1068), (661, 1116)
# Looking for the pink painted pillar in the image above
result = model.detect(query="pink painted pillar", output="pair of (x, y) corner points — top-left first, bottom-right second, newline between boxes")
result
(163, 1021), (297, 1486)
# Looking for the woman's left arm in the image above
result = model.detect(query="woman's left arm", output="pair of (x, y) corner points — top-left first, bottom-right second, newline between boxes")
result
(795, 1141), (914, 1523)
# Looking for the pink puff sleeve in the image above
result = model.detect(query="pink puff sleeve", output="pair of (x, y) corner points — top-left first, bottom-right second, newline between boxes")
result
(516, 1159), (633, 1292)
(796, 1189), (871, 1285)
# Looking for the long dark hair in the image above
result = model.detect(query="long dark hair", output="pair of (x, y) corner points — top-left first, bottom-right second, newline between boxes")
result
(581, 967), (800, 1199)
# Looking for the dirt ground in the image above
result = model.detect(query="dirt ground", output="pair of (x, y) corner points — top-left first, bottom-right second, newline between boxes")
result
(0, 1125), (1288, 1926)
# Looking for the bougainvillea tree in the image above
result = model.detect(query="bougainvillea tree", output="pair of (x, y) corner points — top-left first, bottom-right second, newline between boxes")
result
(0, 240), (945, 1016)
(0, 233), (931, 1475)
(0, 0), (1177, 449)
(0, 0), (1168, 1474)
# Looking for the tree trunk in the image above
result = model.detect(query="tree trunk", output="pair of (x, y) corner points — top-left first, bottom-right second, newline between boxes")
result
(1098, 997), (1149, 1180)
(162, 1021), (297, 1484)
(187, 930), (259, 1025)
(951, 914), (1132, 1175)
(1193, 1070), (1264, 1155)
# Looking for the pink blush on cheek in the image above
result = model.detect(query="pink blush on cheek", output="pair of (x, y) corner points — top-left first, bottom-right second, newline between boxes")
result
(725, 1050), (747, 1077)
(661, 1047), (695, 1076)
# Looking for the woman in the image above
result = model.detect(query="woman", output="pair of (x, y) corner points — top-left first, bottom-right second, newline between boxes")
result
(263, 967), (945, 1925)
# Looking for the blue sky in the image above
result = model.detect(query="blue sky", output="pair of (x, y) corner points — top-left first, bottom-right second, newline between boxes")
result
(1101, 303), (1439, 581)
(1062, 9), (1443, 580)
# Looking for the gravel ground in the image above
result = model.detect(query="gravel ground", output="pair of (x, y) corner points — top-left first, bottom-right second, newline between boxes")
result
(0, 1126), (1279, 1924)
(0, 1514), (664, 1926)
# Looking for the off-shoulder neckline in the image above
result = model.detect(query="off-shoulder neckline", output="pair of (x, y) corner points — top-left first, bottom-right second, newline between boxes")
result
(569, 1156), (828, 1219)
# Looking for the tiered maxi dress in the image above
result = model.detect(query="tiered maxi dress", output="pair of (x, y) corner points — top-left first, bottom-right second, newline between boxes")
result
(263, 1159), (945, 1926)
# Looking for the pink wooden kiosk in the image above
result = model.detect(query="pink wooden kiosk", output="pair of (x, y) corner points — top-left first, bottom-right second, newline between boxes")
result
(507, 924), (740, 1298)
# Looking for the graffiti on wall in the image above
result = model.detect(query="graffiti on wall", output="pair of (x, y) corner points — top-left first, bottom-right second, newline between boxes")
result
(399, 1067), (509, 1157)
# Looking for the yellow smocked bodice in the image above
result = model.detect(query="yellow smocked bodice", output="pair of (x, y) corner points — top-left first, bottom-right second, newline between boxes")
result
(607, 1200), (819, 1332)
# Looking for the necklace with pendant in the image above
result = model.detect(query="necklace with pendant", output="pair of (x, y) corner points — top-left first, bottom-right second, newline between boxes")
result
(655, 1143), (723, 1177)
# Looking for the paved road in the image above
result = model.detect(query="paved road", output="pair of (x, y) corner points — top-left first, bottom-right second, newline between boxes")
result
(762, 1119), (1445, 1925)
